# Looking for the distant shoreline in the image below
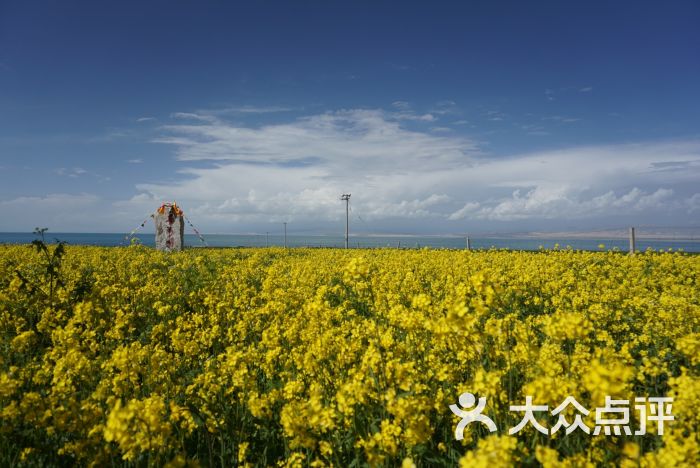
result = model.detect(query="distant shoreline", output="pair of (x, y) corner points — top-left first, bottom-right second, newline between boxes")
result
(1, 230), (698, 241)
(517, 231), (700, 241)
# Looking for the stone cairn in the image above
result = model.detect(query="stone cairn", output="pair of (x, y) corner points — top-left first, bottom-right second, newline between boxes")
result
(154, 202), (184, 251)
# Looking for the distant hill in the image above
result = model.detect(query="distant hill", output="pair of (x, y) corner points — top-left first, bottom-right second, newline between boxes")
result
(518, 227), (700, 240)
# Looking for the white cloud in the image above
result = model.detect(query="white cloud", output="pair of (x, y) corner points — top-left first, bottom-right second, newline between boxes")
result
(485, 110), (506, 121)
(579, 86), (593, 92)
(391, 101), (411, 110)
(6, 108), (699, 233)
(155, 109), (474, 169)
(687, 193), (700, 213)
(472, 187), (678, 221)
(0, 193), (102, 231)
(393, 111), (436, 121)
(1, 193), (100, 207)
(430, 100), (458, 115)
(56, 167), (88, 178)
(542, 115), (580, 123)
(362, 194), (451, 219)
(208, 105), (294, 114)
(448, 202), (480, 220)
(139, 109), (700, 232)
(127, 159), (143, 164)
(170, 112), (217, 122)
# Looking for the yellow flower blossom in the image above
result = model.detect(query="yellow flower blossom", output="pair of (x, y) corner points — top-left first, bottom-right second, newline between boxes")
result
(0, 244), (697, 465)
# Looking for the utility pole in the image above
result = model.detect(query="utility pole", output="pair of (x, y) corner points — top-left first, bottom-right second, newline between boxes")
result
(283, 222), (287, 248)
(341, 194), (351, 249)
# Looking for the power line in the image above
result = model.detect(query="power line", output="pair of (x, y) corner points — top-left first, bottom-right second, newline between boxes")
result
(349, 204), (369, 228)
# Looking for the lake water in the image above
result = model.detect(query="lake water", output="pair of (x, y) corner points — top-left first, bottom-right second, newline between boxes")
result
(1, 232), (698, 252)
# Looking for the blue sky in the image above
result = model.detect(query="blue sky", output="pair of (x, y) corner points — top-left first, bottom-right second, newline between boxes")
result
(1, 0), (699, 234)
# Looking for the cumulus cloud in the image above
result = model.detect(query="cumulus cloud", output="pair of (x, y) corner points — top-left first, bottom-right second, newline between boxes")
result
(473, 187), (677, 221)
(6, 108), (699, 233)
(448, 202), (481, 221)
(134, 108), (700, 232)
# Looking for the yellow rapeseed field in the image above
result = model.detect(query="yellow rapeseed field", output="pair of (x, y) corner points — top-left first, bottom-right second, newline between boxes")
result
(1, 243), (698, 466)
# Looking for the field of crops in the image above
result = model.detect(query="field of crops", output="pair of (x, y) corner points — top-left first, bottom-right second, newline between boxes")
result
(1, 242), (699, 466)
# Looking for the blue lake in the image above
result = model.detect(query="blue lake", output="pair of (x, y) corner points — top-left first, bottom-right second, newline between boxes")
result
(0, 232), (698, 252)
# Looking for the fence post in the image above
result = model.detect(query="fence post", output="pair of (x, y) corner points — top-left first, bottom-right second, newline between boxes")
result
(629, 227), (636, 254)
